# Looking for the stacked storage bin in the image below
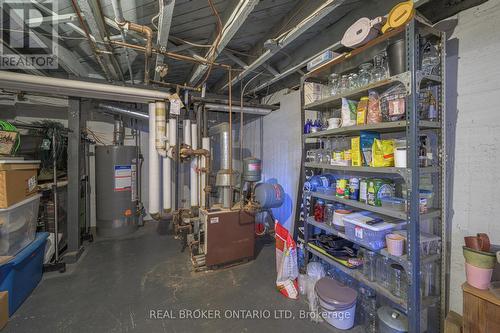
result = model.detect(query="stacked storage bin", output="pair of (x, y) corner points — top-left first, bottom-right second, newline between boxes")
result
(0, 160), (48, 315)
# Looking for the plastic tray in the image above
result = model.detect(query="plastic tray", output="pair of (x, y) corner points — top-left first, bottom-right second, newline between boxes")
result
(343, 212), (406, 251)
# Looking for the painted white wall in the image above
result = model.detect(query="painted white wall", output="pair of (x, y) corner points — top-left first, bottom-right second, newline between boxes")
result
(442, 0), (500, 315)
(261, 90), (302, 231)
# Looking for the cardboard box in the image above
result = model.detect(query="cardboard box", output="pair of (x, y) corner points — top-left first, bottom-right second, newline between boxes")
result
(0, 161), (40, 209)
(0, 291), (8, 330)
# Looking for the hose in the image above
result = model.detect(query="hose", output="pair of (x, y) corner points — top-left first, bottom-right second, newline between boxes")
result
(0, 120), (20, 153)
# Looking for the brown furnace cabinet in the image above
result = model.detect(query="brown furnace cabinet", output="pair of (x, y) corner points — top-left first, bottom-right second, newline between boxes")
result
(200, 208), (255, 267)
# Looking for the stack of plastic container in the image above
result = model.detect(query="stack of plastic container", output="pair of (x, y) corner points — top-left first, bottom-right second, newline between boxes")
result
(0, 160), (48, 315)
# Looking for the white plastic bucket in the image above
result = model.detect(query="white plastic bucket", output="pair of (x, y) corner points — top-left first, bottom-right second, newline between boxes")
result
(315, 277), (357, 330)
(318, 297), (356, 330)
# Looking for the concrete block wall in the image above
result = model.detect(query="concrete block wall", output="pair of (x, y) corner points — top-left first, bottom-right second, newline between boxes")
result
(442, 0), (500, 315)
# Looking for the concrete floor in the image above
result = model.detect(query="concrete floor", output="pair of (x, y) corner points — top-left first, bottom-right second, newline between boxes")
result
(5, 221), (348, 333)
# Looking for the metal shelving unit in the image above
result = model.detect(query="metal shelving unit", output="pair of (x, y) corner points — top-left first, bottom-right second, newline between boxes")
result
(295, 18), (446, 333)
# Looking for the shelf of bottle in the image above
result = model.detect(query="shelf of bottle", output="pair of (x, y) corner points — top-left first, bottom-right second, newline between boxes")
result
(304, 191), (441, 220)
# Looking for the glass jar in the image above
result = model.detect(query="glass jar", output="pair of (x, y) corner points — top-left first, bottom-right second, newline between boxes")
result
(329, 73), (341, 96)
(362, 250), (377, 282)
(340, 74), (349, 93)
(358, 62), (373, 87)
(376, 256), (391, 289)
(324, 203), (335, 225)
(372, 52), (388, 81)
(348, 73), (359, 90)
(390, 264), (408, 299)
(313, 199), (325, 222)
(360, 287), (377, 333)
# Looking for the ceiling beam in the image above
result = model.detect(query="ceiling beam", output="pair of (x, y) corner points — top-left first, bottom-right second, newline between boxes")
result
(215, 0), (348, 91)
(154, 0), (176, 81)
(246, 0), (429, 95)
(222, 50), (248, 68)
(187, 0), (259, 86)
(31, 1), (95, 42)
(76, 0), (124, 81)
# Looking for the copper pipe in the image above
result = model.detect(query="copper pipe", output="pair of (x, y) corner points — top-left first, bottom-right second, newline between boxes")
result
(116, 21), (153, 84)
(110, 41), (232, 69)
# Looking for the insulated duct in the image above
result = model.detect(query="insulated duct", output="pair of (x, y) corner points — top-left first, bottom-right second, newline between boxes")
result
(155, 101), (167, 157)
(148, 103), (161, 217)
(0, 71), (170, 103)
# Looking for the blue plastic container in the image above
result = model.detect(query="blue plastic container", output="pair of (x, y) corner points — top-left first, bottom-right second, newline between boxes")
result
(0, 232), (48, 315)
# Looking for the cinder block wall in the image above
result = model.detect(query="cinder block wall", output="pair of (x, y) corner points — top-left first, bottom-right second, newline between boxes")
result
(443, 0), (500, 315)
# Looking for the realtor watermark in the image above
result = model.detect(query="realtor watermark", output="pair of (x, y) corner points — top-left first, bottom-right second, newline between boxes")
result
(0, 0), (58, 69)
(148, 308), (351, 321)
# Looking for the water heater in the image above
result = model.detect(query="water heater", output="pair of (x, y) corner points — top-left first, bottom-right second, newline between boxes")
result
(95, 145), (138, 237)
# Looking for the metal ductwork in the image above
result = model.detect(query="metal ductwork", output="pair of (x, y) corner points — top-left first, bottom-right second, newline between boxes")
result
(98, 103), (149, 120)
(204, 103), (272, 116)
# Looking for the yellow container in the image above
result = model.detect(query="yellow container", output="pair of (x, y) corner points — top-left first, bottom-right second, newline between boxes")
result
(351, 137), (361, 166)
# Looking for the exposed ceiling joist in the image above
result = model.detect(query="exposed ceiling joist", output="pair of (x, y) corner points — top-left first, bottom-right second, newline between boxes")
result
(188, 0), (260, 86)
(154, 0), (176, 81)
(215, 0), (349, 91)
(31, 1), (95, 42)
(246, 0), (429, 95)
(75, 0), (124, 81)
(223, 50), (248, 68)
(261, 63), (280, 77)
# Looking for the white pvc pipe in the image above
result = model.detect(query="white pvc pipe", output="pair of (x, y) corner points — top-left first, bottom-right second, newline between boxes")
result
(201, 137), (210, 209)
(184, 119), (192, 147)
(0, 71), (170, 103)
(168, 117), (177, 158)
(163, 157), (172, 212)
(148, 103), (160, 217)
(190, 123), (198, 207)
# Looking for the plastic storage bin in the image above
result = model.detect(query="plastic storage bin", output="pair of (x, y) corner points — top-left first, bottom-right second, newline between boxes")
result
(0, 232), (48, 315)
(394, 230), (441, 255)
(343, 212), (406, 250)
(380, 197), (406, 211)
(0, 194), (40, 256)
